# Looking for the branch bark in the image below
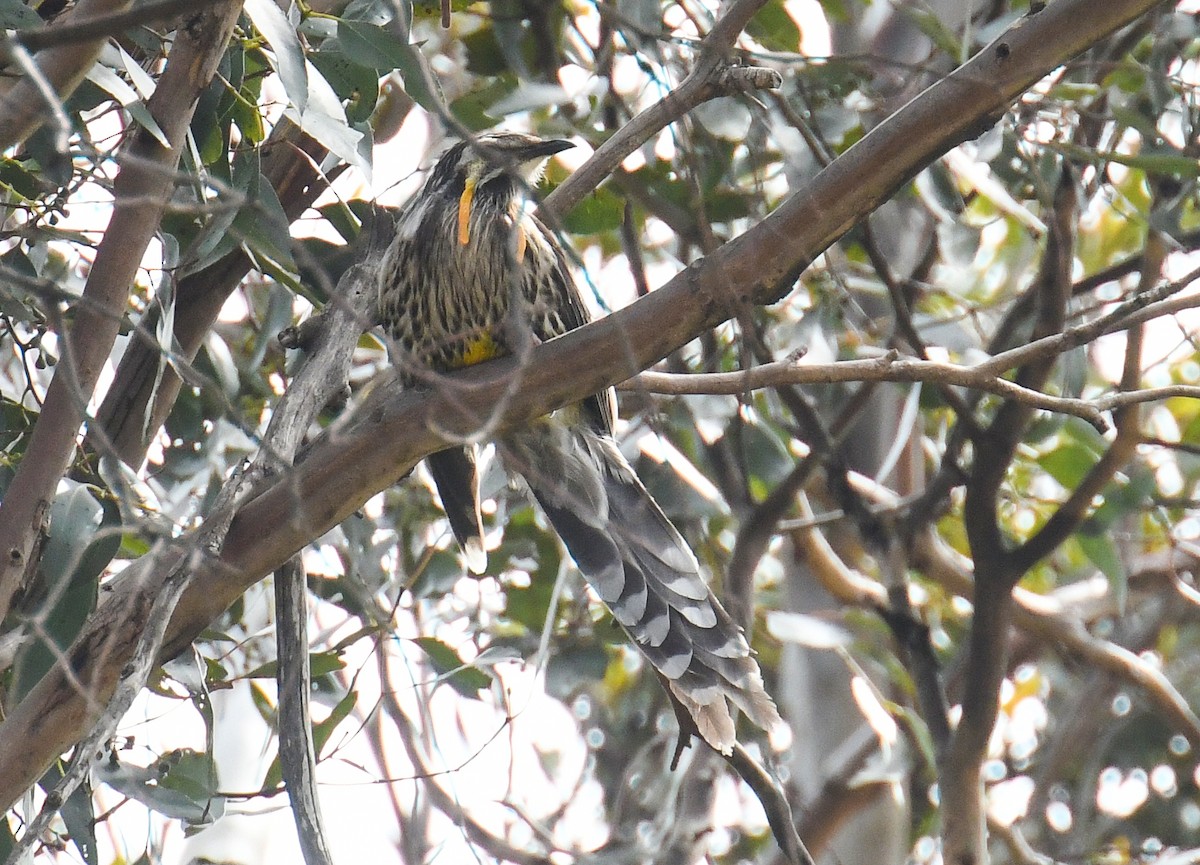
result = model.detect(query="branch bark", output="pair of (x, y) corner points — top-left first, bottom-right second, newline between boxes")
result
(0, 1), (245, 629)
(0, 0), (132, 151)
(0, 0), (1168, 815)
(94, 118), (333, 468)
(276, 557), (335, 865)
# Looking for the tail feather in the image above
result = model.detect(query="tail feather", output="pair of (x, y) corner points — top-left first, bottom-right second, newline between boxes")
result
(427, 447), (487, 574)
(504, 421), (783, 755)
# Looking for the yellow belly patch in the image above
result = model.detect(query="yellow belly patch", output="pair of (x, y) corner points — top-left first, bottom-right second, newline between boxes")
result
(455, 332), (500, 368)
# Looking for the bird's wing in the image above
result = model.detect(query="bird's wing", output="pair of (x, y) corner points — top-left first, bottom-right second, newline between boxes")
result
(531, 214), (615, 436)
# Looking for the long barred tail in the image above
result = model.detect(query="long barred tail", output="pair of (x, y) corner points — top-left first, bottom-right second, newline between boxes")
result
(503, 420), (783, 754)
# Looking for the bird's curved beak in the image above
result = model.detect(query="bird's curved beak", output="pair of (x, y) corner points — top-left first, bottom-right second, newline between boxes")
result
(521, 138), (575, 160)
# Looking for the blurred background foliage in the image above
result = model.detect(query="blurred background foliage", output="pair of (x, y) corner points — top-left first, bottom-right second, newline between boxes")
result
(0, 0), (1199, 863)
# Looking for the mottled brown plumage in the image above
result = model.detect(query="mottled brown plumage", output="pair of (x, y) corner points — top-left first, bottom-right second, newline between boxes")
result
(374, 132), (782, 754)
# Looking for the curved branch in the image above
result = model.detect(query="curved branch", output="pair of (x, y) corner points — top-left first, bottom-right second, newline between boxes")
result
(624, 354), (1108, 429)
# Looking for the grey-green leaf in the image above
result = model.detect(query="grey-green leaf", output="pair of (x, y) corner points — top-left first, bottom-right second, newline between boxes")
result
(245, 0), (308, 115)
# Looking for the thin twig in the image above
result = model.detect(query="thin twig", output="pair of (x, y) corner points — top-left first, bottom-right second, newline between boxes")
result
(977, 264), (1200, 378)
(542, 0), (778, 218)
(14, 0), (202, 50)
(725, 744), (815, 865)
(622, 353), (1110, 429)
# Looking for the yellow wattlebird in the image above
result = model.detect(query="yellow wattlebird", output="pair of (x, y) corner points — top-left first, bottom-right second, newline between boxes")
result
(375, 131), (782, 754)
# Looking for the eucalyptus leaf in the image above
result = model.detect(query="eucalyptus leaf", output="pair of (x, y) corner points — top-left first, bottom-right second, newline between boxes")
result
(245, 0), (308, 115)
(1, 0), (44, 29)
(284, 59), (369, 178)
(9, 482), (112, 702)
(96, 750), (224, 825)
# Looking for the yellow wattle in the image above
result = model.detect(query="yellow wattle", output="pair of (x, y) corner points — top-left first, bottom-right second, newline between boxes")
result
(457, 175), (477, 246)
(514, 223), (527, 262)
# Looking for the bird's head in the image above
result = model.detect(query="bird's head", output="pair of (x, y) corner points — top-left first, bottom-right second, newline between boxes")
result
(425, 131), (575, 246)
(434, 131), (575, 189)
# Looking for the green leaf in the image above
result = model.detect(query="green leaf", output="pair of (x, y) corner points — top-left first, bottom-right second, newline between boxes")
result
(562, 186), (624, 235)
(902, 5), (964, 59)
(1037, 425), (1104, 489)
(336, 18), (414, 70)
(85, 63), (170, 147)
(342, 0), (396, 26)
(462, 25), (508, 75)
(1090, 464), (1157, 527)
(449, 81), (508, 131)
(0, 157), (47, 201)
(242, 650), (347, 680)
(1077, 525), (1127, 614)
(232, 172), (297, 273)
(263, 689), (357, 790)
(316, 201), (364, 245)
(412, 636), (491, 699)
(285, 61), (369, 178)
(245, 0), (308, 114)
(1, 0), (45, 28)
(746, 0), (801, 52)
(336, 19), (444, 117)
(10, 483), (115, 702)
(97, 750), (224, 824)
(309, 50), (381, 124)
(312, 689), (357, 756)
(498, 511), (563, 631)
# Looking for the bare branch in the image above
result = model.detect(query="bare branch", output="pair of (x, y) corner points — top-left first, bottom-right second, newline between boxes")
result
(14, 0), (205, 51)
(276, 556), (334, 865)
(623, 353), (1108, 429)
(724, 744), (815, 865)
(976, 264), (1200, 378)
(1098, 384), (1200, 411)
(542, 0), (778, 218)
